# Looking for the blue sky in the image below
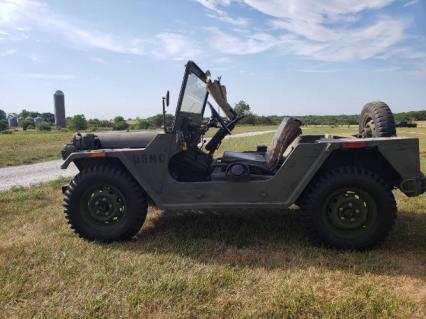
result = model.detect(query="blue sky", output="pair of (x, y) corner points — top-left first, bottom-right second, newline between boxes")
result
(0, 0), (425, 119)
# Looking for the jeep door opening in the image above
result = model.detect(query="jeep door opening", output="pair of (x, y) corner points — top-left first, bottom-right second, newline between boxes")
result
(61, 61), (426, 250)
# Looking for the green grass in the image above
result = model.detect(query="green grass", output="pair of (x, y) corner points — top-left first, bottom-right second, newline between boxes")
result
(0, 130), (73, 167)
(0, 126), (278, 168)
(1, 126), (426, 318)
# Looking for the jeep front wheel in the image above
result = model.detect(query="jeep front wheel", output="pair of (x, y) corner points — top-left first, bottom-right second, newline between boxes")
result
(300, 167), (396, 250)
(64, 165), (147, 242)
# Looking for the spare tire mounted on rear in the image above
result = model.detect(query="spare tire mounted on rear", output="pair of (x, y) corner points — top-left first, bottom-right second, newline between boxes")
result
(359, 101), (396, 138)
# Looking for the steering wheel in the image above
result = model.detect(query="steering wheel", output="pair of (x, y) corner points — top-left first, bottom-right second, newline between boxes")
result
(208, 101), (231, 135)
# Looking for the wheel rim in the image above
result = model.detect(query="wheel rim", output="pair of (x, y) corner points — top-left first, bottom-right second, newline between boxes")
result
(322, 188), (377, 239)
(362, 117), (376, 137)
(82, 184), (127, 225)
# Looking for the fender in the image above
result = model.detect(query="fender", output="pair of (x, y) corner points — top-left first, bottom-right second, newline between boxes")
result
(61, 134), (176, 206)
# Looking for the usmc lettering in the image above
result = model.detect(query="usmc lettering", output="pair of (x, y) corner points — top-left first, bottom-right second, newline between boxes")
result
(133, 153), (165, 164)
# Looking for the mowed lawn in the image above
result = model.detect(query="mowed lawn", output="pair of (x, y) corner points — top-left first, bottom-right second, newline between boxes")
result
(1, 126), (426, 318)
(0, 130), (73, 167)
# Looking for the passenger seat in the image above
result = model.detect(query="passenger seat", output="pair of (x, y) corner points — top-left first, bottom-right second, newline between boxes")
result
(222, 117), (302, 169)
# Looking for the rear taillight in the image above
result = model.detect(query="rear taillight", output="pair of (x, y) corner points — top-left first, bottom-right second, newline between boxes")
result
(341, 142), (367, 149)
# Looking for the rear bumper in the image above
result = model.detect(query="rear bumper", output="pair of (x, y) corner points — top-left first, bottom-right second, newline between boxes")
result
(400, 176), (426, 197)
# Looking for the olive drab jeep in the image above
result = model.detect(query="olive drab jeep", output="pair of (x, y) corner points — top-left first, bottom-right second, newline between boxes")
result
(61, 61), (426, 250)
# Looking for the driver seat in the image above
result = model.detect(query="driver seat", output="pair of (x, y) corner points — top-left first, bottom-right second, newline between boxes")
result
(222, 117), (302, 169)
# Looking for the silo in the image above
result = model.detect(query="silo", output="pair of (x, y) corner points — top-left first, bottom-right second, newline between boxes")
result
(8, 117), (18, 128)
(54, 90), (66, 128)
(17, 117), (23, 127)
(34, 116), (43, 126)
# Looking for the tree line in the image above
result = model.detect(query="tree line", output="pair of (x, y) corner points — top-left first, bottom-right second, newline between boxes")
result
(1, 102), (425, 132)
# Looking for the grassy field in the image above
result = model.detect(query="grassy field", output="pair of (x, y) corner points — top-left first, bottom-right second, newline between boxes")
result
(0, 130), (73, 167)
(0, 125), (278, 168)
(0, 126), (425, 318)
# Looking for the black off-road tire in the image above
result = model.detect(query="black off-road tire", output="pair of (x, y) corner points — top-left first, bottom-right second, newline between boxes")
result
(359, 101), (396, 138)
(299, 167), (397, 250)
(64, 165), (147, 242)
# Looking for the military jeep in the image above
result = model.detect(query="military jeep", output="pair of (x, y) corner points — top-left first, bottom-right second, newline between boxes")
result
(61, 61), (425, 249)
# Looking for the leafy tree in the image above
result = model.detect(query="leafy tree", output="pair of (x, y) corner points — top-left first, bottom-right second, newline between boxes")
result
(88, 118), (100, 127)
(113, 120), (129, 131)
(113, 116), (125, 123)
(0, 119), (7, 131)
(112, 115), (129, 131)
(234, 100), (251, 116)
(22, 120), (34, 130)
(99, 120), (113, 127)
(147, 114), (164, 127)
(239, 113), (257, 125)
(0, 109), (6, 121)
(28, 111), (40, 118)
(136, 119), (152, 129)
(41, 112), (55, 124)
(19, 109), (30, 118)
(68, 115), (88, 131)
(88, 118), (113, 128)
(19, 109), (40, 119)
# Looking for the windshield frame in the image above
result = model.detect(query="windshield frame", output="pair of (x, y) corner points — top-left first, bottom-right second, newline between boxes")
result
(175, 61), (209, 117)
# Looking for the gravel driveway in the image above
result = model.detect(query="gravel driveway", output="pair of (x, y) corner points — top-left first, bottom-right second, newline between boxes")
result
(0, 130), (275, 192)
(0, 160), (78, 192)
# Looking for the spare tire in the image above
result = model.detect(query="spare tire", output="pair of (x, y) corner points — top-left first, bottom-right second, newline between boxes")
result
(359, 101), (396, 138)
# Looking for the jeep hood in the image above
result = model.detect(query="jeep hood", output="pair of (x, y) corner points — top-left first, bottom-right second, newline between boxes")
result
(62, 131), (159, 159)
(95, 131), (158, 148)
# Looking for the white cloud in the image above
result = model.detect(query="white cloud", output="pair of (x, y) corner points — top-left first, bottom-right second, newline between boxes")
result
(197, 0), (413, 62)
(90, 57), (108, 65)
(12, 73), (74, 80)
(277, 18), (407, 62)
(0, 0), (201, 60)
(1, 48), (16, 55)
(403, 0), (418, 7)
(0, 0), (24, 24)
(208, 28), (276, 54)
(0, 0), (421, 66)
(151, 33), (202, 60)
(194, 0), (249, 26)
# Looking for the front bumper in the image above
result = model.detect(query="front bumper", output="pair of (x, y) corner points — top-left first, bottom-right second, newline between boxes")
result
(400, 176), (426, 197)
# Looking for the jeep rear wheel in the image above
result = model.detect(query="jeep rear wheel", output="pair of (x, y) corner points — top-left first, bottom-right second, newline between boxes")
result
(359, 101), (396, 138)
(64, 165), (147, 242)
(300, 167), (396, 250)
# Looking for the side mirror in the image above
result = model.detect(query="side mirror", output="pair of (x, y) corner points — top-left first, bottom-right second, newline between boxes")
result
(162, 90), (170, 133)
(165, 90), (170, 107)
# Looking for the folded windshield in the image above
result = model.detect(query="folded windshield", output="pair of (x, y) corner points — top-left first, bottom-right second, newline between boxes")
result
(180, 73), (207, 114)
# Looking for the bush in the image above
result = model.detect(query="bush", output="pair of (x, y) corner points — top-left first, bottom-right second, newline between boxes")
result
(22, 120), (33, 130)
(113, 116), (125, 123)
(136, 119), (152, 130)
(0, 119), (7, 131)
(68, 115), (88, 131)
(36, 122), (52, 131)
(113, 120), (129, 131)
